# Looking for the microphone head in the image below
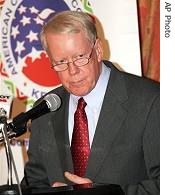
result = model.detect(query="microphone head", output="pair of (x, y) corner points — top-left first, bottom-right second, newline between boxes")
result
(44, 93), (61, 111)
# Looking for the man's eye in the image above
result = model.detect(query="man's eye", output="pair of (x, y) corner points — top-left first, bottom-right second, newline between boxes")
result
(77, 54), (85, 59)
(57, 59), (67, 64)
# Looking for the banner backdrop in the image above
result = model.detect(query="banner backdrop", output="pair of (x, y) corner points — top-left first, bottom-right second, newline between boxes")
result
(0, 0), (141, 185)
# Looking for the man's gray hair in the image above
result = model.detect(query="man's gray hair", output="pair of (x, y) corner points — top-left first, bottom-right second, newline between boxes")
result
(40, 11), (97, 52)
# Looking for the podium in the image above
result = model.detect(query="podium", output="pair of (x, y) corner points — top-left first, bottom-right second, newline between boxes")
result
(0, 183), (124, 195)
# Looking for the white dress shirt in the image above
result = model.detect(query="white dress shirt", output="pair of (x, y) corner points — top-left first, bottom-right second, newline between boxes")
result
(68, 62), (111, 147)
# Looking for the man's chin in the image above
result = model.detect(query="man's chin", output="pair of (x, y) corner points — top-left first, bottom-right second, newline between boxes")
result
(69, 88), (90, 97)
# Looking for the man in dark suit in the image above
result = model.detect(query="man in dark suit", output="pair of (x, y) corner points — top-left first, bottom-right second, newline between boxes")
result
(23, 11), (159, 195)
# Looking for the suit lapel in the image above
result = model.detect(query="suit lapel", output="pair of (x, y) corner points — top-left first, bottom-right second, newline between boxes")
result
(46, 90), (74, 183)
(86, 63), (128, 180)
(54, 91), (73, 170)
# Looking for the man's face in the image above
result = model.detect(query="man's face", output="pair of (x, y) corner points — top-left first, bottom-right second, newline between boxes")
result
(45, 31), (103, 96)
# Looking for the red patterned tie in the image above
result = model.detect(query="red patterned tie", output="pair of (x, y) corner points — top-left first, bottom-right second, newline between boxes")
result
(71, 97), (90, 177)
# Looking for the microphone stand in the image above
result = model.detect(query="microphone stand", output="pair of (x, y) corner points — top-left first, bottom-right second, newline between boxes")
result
(0, 111), (22, 195)
(2, 123), (13, 186)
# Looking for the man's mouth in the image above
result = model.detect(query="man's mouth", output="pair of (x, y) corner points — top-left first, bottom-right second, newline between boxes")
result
(70, 79), (85, 87)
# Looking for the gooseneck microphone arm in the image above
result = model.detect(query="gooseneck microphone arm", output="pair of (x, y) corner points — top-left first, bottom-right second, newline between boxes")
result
(0, 93), (61, 142)
(7, 100), (51, 138)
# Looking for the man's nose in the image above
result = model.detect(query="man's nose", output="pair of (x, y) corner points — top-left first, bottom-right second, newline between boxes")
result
(68, 62), (79, 75)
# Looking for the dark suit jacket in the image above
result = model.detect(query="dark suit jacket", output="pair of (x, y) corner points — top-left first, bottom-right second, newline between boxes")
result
(23, 61), (160, 195)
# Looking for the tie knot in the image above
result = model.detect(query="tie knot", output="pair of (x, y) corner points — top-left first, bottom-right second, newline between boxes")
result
(77, 97), (87, 110)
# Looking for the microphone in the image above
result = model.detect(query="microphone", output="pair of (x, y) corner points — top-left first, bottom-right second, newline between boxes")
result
(7, 93), (61, 137)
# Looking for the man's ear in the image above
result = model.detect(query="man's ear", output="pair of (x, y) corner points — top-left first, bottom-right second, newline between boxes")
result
(95, 38), (103, 62)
